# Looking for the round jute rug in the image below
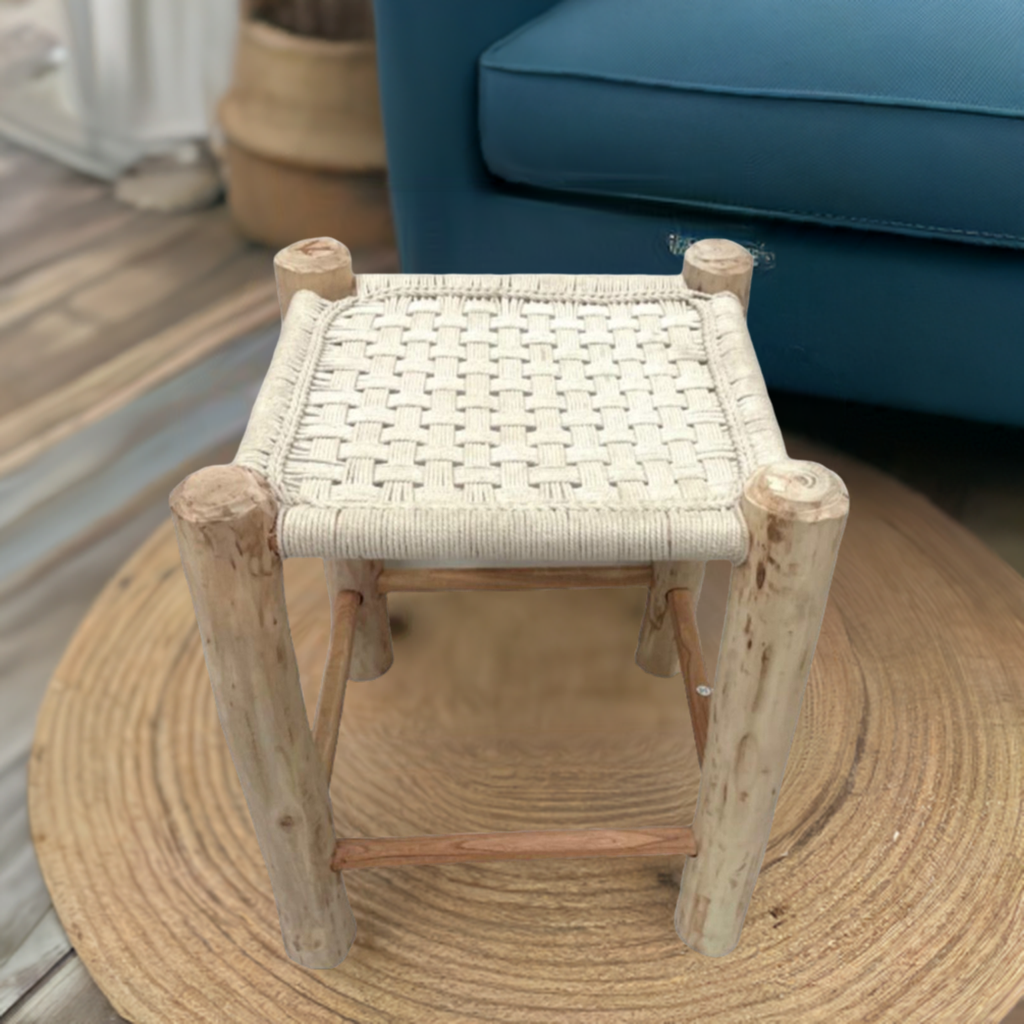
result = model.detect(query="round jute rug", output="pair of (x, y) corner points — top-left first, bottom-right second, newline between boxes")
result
(29, 444), (1024, 1023)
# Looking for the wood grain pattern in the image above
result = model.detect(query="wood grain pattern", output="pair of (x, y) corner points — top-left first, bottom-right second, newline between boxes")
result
(668, 588), (711, 764)
(676, 461), (849, 957)
(0, 146), (106, 247)
(0, 281), (278, 476)
(3, 953), (122, 1024)
(313, 590), (360, 781)
(27, 442), (1024, 1022)
(0, 132), (285, 478)
(0, 910), (67, 1016)
(377, 565), (653, 593)
(332, 828), (697, 871)
(0, 327), (279, 1014)
(0, 211), (266, 410)
(0, 136), (402, 1015)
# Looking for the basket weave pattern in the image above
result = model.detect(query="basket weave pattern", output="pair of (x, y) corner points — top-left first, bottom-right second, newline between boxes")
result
(236, 274), (786, 563)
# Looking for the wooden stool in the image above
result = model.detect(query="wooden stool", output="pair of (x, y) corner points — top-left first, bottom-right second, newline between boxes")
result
(169, 237), (848, 969)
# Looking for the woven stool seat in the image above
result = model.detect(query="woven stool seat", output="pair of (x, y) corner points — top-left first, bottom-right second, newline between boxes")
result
(235, 274), (786, 564)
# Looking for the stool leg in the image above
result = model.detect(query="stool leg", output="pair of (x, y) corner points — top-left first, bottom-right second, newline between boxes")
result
(325, 559), (393, 680)
(312, 589), (361, 781)
(668, 588), (712, 764)
(682, 237), (754, 314)
(675, 461), (848, 957)
(275, 236), (355, 313)
(636, 562), (705, 677)
(170, 465), (357, 968)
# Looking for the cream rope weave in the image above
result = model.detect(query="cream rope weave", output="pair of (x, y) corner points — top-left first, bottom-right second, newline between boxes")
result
(235, 274), (786, 564)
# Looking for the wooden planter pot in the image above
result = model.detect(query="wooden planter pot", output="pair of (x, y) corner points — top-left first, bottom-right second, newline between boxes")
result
(219, 21), (393, 249)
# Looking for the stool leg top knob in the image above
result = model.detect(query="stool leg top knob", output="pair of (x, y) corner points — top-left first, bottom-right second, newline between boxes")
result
(745, 461), (849, 523)
(274, 237), (355, 314)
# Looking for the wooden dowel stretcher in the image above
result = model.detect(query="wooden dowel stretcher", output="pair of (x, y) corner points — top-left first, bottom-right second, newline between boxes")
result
(668, 587), (711, 765)
(332, 826), (696, 871)
(377, 565), (653, 594)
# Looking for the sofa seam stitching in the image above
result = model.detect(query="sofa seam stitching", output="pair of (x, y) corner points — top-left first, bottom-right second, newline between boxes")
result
(477, 62), (1024, 122)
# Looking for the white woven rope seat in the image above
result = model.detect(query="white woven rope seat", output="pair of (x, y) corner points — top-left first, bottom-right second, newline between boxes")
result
(235, 273), (787, 565)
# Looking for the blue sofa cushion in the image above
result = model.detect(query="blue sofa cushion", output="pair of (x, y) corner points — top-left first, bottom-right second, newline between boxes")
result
(479, 0), (1024, 249)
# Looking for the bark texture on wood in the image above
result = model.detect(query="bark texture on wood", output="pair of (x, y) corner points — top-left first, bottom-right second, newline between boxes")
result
(682, 238), (754, 314)
(676, 459), (848, 957)
(635, 561), (704, 676)
(169, 464), (356, 967)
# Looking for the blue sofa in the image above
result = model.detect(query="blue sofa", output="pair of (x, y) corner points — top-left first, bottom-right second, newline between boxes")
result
(372, 0), (1024, 426)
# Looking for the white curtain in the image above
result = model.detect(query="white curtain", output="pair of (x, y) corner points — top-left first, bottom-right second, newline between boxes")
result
(62, 0), (237, 154)
(0, 0), (237, 176)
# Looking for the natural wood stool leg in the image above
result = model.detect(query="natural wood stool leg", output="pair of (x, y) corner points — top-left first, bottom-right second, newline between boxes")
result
(675, 460), (848, 957)
(636, 561), (704, 676)
(312, 589), (360, 782)
(682, 238), (754, 314)
(170, 465), (357, 968)
(326, 559), (393, 680)
(274, 236), (355, 313)
(667, 588), (711, 764)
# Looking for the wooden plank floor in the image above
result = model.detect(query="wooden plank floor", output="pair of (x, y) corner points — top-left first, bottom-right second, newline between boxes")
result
(0, 135), (1021, 1021)
(0, 133), (279, 1015)
(0, 140), (280, 475)
(0, 136), (396, 1020)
